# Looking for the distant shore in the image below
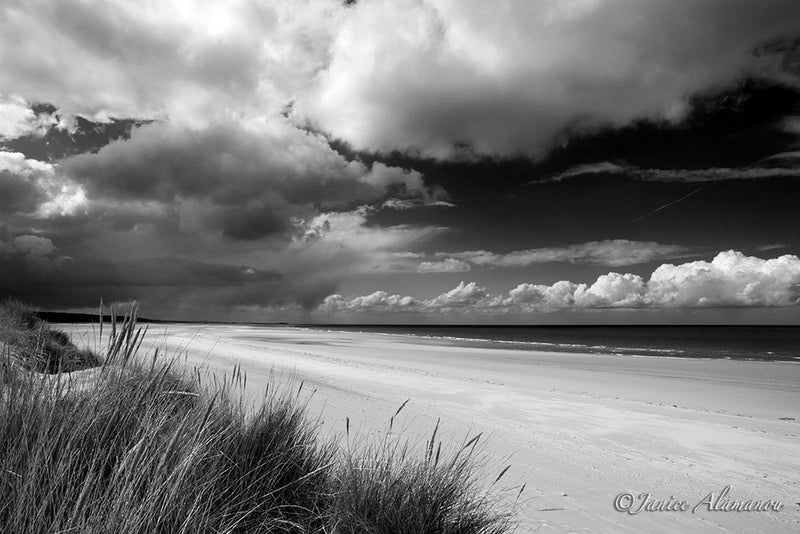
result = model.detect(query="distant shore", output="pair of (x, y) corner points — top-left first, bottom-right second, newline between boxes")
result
(45, 312), (800, 361)
(61, 323), (800, 534)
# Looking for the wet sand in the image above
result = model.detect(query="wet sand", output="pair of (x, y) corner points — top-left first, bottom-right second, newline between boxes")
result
(62, 323), (800, 534)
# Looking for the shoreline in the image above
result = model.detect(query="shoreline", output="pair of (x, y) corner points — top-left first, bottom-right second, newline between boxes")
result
(295, 324), (800, 363)
(60, 323), (800, 533)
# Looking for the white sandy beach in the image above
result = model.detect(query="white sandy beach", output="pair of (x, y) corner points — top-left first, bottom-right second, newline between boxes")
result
(61, 323), (799, 534)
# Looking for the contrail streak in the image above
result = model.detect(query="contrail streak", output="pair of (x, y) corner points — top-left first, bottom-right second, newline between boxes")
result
(636, 187), (703, 221)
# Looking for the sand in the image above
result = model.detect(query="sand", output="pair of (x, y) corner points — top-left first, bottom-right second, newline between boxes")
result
(61, 323), (800, 534)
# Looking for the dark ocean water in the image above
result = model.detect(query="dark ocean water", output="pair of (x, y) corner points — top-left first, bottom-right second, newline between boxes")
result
(300, 325), (800, 362)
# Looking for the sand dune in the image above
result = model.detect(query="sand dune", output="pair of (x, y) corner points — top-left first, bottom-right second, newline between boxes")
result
(61, 324), (800, 534)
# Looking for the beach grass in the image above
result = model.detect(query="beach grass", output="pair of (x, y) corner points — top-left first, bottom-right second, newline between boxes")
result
(0, 299), (99, 375)
(0, 302), (515, 533)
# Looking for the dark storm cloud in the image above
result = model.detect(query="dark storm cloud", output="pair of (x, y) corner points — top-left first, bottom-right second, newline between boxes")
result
(2, 115), (144, 162)
(0, 94), (446, 314)
(532, 86), (800, 182)
(219, 205), (289, 241)
(0, 115), (444, 315)
(0, 150), (71, 218)
(0, 213), (346, 319)
(0, 169), (43, 213)
(0, 235), (287, 314)
(529, 80), (800, 181)
(60, 122), (436, 242)
(1, 254), (279, 290)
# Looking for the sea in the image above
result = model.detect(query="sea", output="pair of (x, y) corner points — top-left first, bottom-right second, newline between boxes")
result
(299, 325), (800, 362)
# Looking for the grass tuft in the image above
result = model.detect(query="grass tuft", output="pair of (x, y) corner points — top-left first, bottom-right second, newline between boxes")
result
(330, 426), (512, 534)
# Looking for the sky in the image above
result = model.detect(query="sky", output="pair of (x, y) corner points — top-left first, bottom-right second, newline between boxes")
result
(1, 0), (800, 324)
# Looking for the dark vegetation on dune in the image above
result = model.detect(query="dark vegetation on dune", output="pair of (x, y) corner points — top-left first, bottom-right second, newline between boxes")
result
(0, 300), (517, 533)
(0, 300), (100, 374)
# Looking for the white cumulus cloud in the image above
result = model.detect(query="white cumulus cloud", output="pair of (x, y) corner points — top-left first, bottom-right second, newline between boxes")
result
(647, 251), (800, 307)
(316, 251), (800, 316)
(318, 291), (420, 314)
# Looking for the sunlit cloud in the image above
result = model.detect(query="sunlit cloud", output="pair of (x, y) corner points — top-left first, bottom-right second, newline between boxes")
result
(317, 251), (800, 316)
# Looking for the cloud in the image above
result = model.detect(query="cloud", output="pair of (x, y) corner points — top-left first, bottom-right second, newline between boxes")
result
(757, 150), (800, 164)
(543, 160), (800, 183)
(3, 1), (800, 162)
(646, 251), (800, 307)
(317, 280), (493, 315)
(541, 162), (628, 182)
(501, 273), (650, 310)
(47, 120), (442, 245)
(758, 243), (787, 252)
(0, 233), (61, 274)
(0, 197), (447, 317)
(318, 291), (421, 314)
(0, 154), (47, 214)
(446, 240), (693, 268)
(0, 232), (63, 277)
(297, 0), (800, 159)
(382, 198), (456, 210)
(427, 281), (494, 309)
(9, 234), (57, 257)
(1, 1), (463, 317)
(316, 251), (800, 316)
(0, 125), (445, 317)
(626, 167), (800, 183)
(296, 207), (442, 252)
(289, 207), (445, 285)
(781, 117), (800, 135)
(0, 95), (59, 139)
(0, 237), (288, 312)
(0, 0), (331, 126)
(574, 273), (648, 308)
(62, 122), (431, 208)
(0, 113), (445, 318)
(417, 258), (471, 273)
(329, 239), (693, 274)
(0, 151), (87, 217)
(0, 151), (53, 179)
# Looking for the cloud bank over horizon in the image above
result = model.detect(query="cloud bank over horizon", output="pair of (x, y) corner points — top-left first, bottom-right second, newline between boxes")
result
(317, 251), (800, 317)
